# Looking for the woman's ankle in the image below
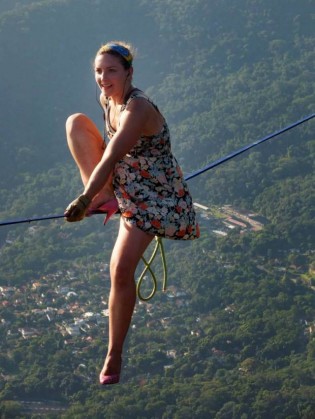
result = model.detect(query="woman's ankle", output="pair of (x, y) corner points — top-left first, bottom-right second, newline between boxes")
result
(102, 351), (122, 375)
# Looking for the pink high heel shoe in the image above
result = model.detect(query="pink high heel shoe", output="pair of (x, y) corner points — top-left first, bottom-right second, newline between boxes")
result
(99, 372), (120, 385)
(86, 199), (119, 225)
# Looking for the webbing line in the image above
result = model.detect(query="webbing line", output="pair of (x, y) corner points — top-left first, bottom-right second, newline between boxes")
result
(1, 113), (313, 228)
(185, 112), (315, 181)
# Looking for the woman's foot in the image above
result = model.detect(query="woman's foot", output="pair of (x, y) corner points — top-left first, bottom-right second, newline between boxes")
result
(86, 198), (119, 224)
(90, 187), (116, 210)
(99, 353), (122, 385)
(99, 373), (120, 385)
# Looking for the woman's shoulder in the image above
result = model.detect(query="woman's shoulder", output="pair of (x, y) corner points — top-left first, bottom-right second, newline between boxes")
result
(123, 94), (152, 118)
(124, 89), (158, 113)
(124, 88), (148, 105)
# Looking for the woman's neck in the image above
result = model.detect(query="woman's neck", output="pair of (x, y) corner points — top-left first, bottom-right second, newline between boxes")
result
(110, 84), (134, 106)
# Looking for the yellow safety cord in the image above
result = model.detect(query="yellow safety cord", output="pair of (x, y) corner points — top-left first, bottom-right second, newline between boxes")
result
(137, 237), (167, 301)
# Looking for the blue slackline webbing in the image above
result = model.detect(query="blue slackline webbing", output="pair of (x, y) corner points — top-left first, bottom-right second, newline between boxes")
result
(0, 214), (65, 227)
(184, 112), (315, 181)
(0, 113), (313, 228)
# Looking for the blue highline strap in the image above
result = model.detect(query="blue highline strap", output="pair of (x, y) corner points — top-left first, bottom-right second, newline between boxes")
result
(0, 214), (65, 227)
(0, 112), (314, 228)
(184, 112), (315, 181)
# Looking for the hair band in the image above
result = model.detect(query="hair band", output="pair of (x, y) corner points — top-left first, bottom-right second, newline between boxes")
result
(106, 43), (133, 66)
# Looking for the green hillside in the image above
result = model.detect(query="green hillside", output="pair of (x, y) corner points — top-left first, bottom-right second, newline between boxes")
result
(0, 0), (314, 417)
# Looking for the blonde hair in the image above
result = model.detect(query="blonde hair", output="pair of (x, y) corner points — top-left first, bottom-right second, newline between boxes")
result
(95, 41), (136, 69)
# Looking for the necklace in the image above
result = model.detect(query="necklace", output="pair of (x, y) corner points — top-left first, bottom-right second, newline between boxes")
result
(110, 103), (121, 130)
(109, 86), (135, 130)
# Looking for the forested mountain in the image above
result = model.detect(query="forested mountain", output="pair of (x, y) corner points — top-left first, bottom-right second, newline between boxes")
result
(0, 0), (314, 417)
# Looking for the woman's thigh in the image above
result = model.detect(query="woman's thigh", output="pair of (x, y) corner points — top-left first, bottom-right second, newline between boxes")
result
(66, 113), (106, 183)
(110, 218), (154, 282)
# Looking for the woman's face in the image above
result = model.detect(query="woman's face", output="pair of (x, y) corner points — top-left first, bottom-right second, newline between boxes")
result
(94, 53), (131, 102)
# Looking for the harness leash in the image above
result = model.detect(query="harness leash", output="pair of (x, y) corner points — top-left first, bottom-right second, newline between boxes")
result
(137, 237), (167, 301)
(0, 113), (314, 300)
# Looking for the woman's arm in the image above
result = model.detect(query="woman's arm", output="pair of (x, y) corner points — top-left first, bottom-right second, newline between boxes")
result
(84, 98), (150, 199)
(65, 98), (151, 220)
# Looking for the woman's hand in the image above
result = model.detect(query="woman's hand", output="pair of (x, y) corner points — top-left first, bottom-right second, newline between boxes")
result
(64, 194), (92, 222)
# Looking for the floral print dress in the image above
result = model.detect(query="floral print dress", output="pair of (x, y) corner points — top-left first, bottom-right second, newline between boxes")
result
(104, 89), (199, 240)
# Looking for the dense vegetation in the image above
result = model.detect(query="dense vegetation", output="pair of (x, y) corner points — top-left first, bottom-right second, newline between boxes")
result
(0, 0), (314, 417)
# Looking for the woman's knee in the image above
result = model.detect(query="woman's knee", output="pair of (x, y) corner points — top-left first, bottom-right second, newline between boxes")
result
(110, 259), (136, 288)
(65, 113), (90, 136)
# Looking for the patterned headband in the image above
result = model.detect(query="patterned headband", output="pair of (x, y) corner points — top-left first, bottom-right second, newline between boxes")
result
(106, 43), (133, 66)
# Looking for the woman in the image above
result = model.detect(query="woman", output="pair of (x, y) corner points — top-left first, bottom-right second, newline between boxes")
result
(65, 41), (199, 385)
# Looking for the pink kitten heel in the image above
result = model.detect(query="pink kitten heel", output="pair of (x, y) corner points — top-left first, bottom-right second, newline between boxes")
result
(86, 199), (119, 225)
(99, 372), (120, 385)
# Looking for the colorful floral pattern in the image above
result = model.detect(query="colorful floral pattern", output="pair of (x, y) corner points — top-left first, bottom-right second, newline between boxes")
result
(105, 90), (199, 240)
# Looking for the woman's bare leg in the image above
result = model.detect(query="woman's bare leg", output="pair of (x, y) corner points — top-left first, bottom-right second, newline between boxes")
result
(66, 113), (115, 207)
(100, 218), (154, 376)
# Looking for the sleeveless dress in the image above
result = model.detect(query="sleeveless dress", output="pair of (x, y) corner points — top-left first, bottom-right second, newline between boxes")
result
(104, 89), (200, 240)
